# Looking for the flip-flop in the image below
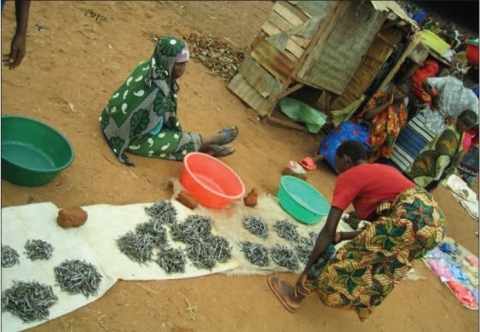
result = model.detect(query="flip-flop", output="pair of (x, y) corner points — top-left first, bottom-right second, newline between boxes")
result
(217, 126), (239, 145)
(267, 276), (298, 313)
(299, 157), (316, 170)
(208, 145), (235, 158)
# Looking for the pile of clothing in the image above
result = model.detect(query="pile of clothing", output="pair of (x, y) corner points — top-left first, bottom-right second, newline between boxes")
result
(424, 241), (478, 309)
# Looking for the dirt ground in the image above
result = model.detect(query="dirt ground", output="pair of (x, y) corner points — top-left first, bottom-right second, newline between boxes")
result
(1, 2), (479, 331)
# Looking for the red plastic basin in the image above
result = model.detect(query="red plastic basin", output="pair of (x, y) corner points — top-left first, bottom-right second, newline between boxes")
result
(181, 152), (245, 209)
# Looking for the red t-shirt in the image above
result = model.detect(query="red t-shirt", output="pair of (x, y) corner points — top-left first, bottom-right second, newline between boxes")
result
(332, 163), (417, 220)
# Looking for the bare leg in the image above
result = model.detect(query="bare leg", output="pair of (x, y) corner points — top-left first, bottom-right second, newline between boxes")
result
(311, 154), (325, 165)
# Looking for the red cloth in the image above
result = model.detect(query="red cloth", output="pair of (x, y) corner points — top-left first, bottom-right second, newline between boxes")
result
(463, 128), (479, 153)
(332, 163), (417, 220)
(411, 59), (439, 104)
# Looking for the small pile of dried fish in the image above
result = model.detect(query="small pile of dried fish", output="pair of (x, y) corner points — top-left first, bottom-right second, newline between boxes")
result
(273, 220), (300, 243)
(2, 281), (58, 322)
(204, 235), (232, 263)
(54, 260), (103, 298)
(243, 216), (269, 239)
(239, 241), (269, 267)
(171, 215), (212, 244)
(295, 235), (316, 265)
(145, 200), (177, 225)
(117, 231), (155, 264)
(156, 247), (186, 274)
(271, 245), (299, 271)
(2, 245), (20, 268)
(186, 242), (216, 270)
(24, 239), (54, 261)
(184, 33), (247, 81)
(135, 221), (168, 248)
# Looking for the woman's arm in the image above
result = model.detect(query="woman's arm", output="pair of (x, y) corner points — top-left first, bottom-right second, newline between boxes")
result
(337, 230), (363, 241)
(362, 90), (394, 120)
(4, 0), (31, 69)
(303, 207), (343, 274)
(422, 80), (439, 110)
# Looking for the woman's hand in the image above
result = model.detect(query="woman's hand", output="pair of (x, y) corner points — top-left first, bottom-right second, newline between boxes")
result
(388, 87), (396, 105)
(333, 232), (342, 244)
(294, 273), (310, 297)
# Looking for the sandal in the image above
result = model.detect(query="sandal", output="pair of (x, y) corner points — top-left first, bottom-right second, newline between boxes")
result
(205, 145), (235, 158)
(299, 157), (316, 170)
(217, 126), (239, 145)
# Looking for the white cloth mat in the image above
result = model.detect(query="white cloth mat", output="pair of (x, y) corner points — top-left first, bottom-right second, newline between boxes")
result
(443, 174), (479, 220)
(1, 203), (117, 332)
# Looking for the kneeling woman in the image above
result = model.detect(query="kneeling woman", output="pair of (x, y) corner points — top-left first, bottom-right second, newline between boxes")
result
(100, 36), (238, 166)
(269, 140), (446, 320)
(299, 85), (408, 171)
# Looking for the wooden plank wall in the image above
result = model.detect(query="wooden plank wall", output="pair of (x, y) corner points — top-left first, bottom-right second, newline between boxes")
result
(228, 1), (317, 116)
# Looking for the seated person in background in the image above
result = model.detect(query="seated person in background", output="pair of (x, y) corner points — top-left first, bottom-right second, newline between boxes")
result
(404, 109), (477, 192)
(298, 84), (409, 172)
(100, 36), (238, 166)
(269, 140), (446, 320)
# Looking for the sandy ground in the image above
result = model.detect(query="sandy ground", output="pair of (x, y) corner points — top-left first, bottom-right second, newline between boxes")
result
(1, 2), (479, 331)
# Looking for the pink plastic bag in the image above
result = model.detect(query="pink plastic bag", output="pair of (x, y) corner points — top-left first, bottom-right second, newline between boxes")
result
(465, 256), (479, 268)
(447, 279), (478, 308)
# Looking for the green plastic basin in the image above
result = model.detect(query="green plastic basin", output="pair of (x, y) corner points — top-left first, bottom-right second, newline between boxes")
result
(2, 116), (75, 187)
(277, 176), (330, 224)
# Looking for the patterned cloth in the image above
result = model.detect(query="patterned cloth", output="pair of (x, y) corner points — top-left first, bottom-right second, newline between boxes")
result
(318, 93), (407, 170)
(404, 124), (465, 188)
(358, 93), (408, 163)
(100, 36), (201, 165)
(423, 77), (479, 136)
(318, 121), (371, 171)
(307, 188), (446, 321)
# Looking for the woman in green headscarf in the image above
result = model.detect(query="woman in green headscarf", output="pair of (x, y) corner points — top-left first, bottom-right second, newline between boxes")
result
(100, 36), (238, 166)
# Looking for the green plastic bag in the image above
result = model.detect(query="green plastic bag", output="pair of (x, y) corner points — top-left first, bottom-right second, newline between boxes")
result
(277, 97), (327, 134)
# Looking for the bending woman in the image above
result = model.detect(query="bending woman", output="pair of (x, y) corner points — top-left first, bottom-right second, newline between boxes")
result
(299, 85), (409, 171)
(100, 36), (238, 166)
(269, 140), (446, 320)
(404, 109), (477, 191)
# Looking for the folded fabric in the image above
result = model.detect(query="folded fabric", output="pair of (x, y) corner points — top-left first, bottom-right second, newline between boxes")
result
(467, 285), (479, 305)
(448, 263), (471, 284)
(425, 247), (446, 260)
(462, 259), (479, 288)
(428, 259), (453, 282)
(466, 256), (479, 268)
(438, 242), (452, 254)
(447, 279), (478, 308)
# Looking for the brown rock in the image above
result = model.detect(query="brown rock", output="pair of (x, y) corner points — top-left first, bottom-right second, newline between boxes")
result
(177, 190), (198, 209)
(244, 188), (258, 207)
(57, 207), (88, 228)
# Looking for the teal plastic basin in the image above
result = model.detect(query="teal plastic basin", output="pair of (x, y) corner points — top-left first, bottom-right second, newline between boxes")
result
(277, 176), (330, 224)
(2, 116), (75, 187)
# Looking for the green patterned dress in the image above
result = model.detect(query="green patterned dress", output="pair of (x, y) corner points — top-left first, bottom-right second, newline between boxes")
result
(307, 188), (446, 321)
(404, 125), (464, 188)
(100, 36), (201, 165)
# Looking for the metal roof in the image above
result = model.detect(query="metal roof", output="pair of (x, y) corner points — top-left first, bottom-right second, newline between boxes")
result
(371, 1), (420, 31)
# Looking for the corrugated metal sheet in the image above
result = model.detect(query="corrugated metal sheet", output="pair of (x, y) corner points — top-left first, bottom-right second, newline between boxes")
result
(251, 39), (295, 83)
(228, 72), (271, 116)
(371, 1), (419, 31)
(296, 2), (385, 95)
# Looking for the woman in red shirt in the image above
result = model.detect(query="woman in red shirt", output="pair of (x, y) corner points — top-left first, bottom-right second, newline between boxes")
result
(269, 140), (446, 321)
